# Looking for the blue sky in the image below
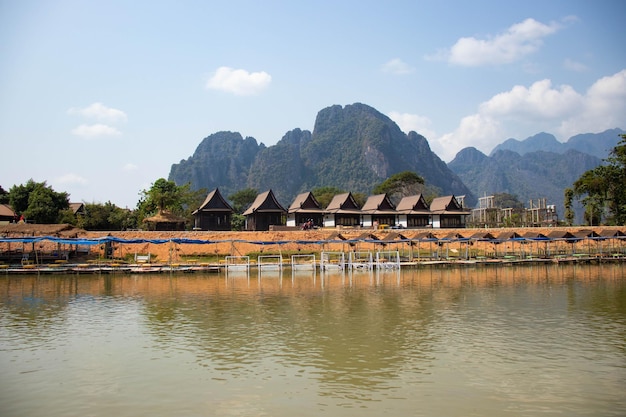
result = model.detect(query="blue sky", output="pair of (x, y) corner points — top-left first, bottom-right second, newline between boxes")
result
(1, 0), (625, 209)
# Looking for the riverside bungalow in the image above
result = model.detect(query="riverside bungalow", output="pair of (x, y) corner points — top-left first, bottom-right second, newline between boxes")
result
(361, 193), (397, 229)
(0, 204), (16, 224)
(192, 188), (234, 231)
(430, 195), (471, 228)
(243, 189), (287, 231)
(396, 194), (431, 228)
(70, 202), (86, 217)
(286, 192), (324, 228)
(323, 192), (362, 228)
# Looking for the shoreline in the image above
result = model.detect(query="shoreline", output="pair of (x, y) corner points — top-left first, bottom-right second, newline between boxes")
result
(0, 255), (623, 276)
(1, 225), (624, 275)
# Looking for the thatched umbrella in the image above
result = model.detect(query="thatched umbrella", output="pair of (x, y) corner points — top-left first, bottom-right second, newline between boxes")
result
(522, 231), (550, 258)
(598, 229), (626, 256)
(573, 230), (601, 255)
(379, 232), (411, 259)
(469, 231), (496, 258)
(411, 231), (437, 260)
(0, 223), (85, 237)
(143, 210), (186, 231)
(496, 231), (525, 258)
(0, 223), (86, 264)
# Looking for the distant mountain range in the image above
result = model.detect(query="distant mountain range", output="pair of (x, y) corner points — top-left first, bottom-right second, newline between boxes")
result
(490, 129), (623, 159)
(448, 128), (624, 220)
(168, 102), (623, 219)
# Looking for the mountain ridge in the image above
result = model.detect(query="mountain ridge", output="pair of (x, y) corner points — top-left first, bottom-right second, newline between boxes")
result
(169, 103), (474, 207)
(169, 102), (621, 215)
(490, 128), (624, 159)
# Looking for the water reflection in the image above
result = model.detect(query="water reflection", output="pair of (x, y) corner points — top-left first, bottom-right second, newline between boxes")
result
(1, 264), (625, 417)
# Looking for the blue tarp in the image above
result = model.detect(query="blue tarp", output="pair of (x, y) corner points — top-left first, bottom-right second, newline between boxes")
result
(0, 234), (622, 247)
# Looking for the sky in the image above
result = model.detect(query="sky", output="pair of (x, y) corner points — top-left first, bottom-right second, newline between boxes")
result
(1, 0), (625, 209)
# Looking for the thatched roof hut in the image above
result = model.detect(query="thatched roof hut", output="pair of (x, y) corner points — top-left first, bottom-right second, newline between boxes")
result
(143, 211), (187, 231)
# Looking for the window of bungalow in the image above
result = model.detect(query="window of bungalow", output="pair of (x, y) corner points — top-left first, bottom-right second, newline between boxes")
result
(408, 216), (429, 227)
(442, 216), (461, 227)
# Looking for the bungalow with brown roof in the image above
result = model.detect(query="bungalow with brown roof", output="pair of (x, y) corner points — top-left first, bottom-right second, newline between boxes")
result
(361, 193), (397, 229)
(192, 188), (234, 231)
(323, 192), (362, 228)
(396, 194), (430, 228)
(430, 195), (471, 228)
(286, 192), (324, 228)
(0, 204), (16, 224)
(70, 202), (85, 216)
(243, 189), (287, 231)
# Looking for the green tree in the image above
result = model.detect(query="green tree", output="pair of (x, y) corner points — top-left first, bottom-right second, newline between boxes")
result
(0, 185), (8, 204)
(573, 134), (626, 225)
(136, 178), (205, 228)
(230, 213), (246, 231)
(58, 208), (78, 225)
(493, 193), (524, 209)
(311, 186), (344, 209)
(138, 179), (202, 215)
(564, 188), (575, 226)
(352, 192), (368, 208)
(8, 179), (69, 223)
(372, 171), (424, 204)
(228, 188), (258, 214)
(78, 202), (136, 231)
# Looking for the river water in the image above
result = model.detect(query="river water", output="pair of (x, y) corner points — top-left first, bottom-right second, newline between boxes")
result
(1, 264), (625, 417)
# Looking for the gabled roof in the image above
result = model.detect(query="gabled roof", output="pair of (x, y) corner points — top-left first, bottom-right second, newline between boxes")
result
(545, 230), (577, 240)
(288, 192), (323, 213)
(70, 202), (85, 215)
(361, 193), (396, 213)
(496, 231), (525, 240)
(349, 232), (379, 246)
(325, 192), (361, 214)
(522, 231), (549, 240)
(243, 189), (287, 215)
(412, 231), (438, 241)
(325, 232), (347, 241)
(193, 188), (234, 214)
(598, 229), (625, 238)
(381, 231), (410, 242)
(0, 204), (15, 217)
(469, 231), (497, 240)
(396, 194), (430, 213)
(441, 231), (467, 240)
(430, 195), (471, 214)
(573, 229), (600, 239)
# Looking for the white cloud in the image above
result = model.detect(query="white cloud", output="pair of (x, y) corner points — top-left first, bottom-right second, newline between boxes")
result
(71, 123), (122, 138)
(436, 18), (562, 66)
(563, 58), (588, 72)
(388, 111), (435, 138)
(480, 79), (582, 119)
(431, 69), (626, 161)
(381, 58), (414, 75)
(559, 69), (626, 138)
(56, 173), (88, 185)
(122, 163), (139, 172)
(206, 66), (272, 96)
(68, 102), (127, 123)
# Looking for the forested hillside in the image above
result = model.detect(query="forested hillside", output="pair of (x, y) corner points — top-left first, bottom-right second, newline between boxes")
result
(169, 103), (474, 206)
(448, 147), (601, 218)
